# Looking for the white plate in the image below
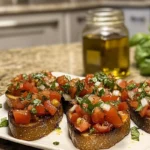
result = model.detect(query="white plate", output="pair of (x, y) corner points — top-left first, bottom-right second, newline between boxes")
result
(0, 72), (150, 150)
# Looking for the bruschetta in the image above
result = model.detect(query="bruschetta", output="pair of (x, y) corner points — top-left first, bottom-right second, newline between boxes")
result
(67, 94), (130, 150)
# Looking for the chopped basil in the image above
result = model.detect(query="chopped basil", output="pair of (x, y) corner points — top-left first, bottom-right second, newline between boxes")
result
(62, 83), (70, 93)
(131, 126), (140, 141)
(0, 104), (2, 108)
(76, 96), (83, 104)
(20, 97), (25, 101)
(32, 73), (45, 80)
(53, 141), (59, 145)
(90, 77), (97, 83)
(22, 74), (28, 80)
(42, 95), (48, 101)
(0, 118), (8, 127)
(65, 75), (71, 81)
(89, 128), (95, 134)
(31, 108), (37, 114)
(135, 105), (143, 112)
(97, 88), (105, 97)
(26, 93), (32, 100)
(139, 82), (148, 89)
(50, 81), (56, 90)
(16, 83), (20, 90)
(76, 81), (84, 94)
(110, 100), (120, 107)
(127, 83), (136, 90)
(32, 99), (41, 106)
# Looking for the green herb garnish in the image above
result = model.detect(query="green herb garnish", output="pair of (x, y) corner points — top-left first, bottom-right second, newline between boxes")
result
(26, 93), (32, 100)
(22, 74), (28, 80)
(127, 83), (136, 90)
(32, 73), (45, 80)
(50, 81), (56, 90)
(65, 75), (71, 81)
(62, 83), (70, 93)
(131, 126), (140, 141)
(76, 81), (84, 94)
(135, 104), (143, 112)
(31, 108), (37, 114)
(53, 141), (59, 145)
(0, 118), (8, 127)
(16, 83), (20, 90)
(89, 128), (95, 134)
(97, 88), (105, 97)
(90, 77), (97, 83)
(32, 99), (41, 106)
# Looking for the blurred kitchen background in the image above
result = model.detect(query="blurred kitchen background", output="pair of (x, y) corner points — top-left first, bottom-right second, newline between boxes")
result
(0, 0), (149, 50)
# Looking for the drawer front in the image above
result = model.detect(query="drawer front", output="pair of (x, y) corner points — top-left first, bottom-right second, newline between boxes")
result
(123, 8), (150, 37)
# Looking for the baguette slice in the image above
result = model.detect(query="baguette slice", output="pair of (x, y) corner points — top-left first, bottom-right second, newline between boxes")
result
(129, 105), (150, 133)
(8, 105), (63, 141)
(67, 112), (130, 150)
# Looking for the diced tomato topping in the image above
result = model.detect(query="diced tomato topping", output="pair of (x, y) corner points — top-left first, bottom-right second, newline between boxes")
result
(11, 99), (25, 109)
(79, 84), (93, 97)
(105, 107), (123, 128)
(146, 109), (150, 117)
(129, 100), (138, 108)
(140, 105), (149, 117)
(36, 104), (46, 115)
(85, 74), (94, 85)
(57, 75), (68, 86)
(28, 105), (33, 111)
(118, 102), (128, 111)
(44, 100), (57, 115)
(93, 124), (111, 133)
(82, 114), (91, 123)
(91, 107), (104, 124)
(49, 91), (61, 101)
(121, 90), (128, 101)
(75, 118), (91, 132)
(101, 95), (119, 102)
(13, 110), (31, 124)
(41, 90), (50, 98)
(69, 86), (77, 99)
(70, 113), (80, 124)
(23, 82), (38, 93)
(75, 105), (83, 115)
(117, 80), (127, 89)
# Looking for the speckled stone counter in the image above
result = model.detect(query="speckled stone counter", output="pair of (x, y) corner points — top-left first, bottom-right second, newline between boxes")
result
(0, 43), (150, 149)
(0, 0), (149, 15)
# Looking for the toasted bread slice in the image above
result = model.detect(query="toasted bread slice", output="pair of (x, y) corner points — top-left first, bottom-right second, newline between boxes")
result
(67, 112), (130, 150)
(8, 105), (63, 141)
(129, 105), (150, 133)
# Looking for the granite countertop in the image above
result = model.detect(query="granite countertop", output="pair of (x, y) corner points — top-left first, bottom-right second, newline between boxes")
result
(0, 43), (150, 149)
(0, 0), (149, 15)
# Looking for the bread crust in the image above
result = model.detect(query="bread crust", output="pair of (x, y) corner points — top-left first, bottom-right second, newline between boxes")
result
(8, 105), (63, 141)
(67, 112), (130, 150)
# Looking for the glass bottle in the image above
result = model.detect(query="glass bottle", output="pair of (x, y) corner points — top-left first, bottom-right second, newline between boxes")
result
(82, 8), (129, 78)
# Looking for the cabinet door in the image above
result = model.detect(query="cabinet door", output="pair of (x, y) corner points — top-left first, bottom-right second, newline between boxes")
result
(123, 8), (150, 37)
(66, 10), (87, 43)
(0, 13), (64, 50)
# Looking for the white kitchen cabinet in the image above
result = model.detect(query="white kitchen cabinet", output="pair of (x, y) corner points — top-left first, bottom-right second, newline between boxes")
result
(0, 13), (65, 50)
(65, 10), (87, 43)
(123, 8), (150, 37)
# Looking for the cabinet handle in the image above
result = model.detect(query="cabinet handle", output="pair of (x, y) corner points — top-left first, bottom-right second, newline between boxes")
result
(0, 20), (59, 28)
(130, 16), (145, 22)
(77, 16), (86, 23)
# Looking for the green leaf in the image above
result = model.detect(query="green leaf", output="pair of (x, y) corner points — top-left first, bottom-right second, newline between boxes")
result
(90, 77), (97, 83)
(22, 74), (28, 80)
(130, 33), (148, 47)
(62, 83), (70, 93)
(26, 93), (32, 100)
(131, 126), (140, 141)
(139, 59), (150, 75)
(31, 107), (37, 114)
(32, 99), (41, 106)
(65, 75), (71, 81)
(127, 83), (136, 90)
(135, 105), (143, 112)
(16, 83), (20, 90)
(53, 141), (59, 145)
(32, 73), (45, 80)
(0, 118), (8, 127)
(97, 88), (105, 97)
(76, 81), (84, 94)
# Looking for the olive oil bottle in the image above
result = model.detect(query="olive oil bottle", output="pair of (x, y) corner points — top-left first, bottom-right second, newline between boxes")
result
(82, 8), (130, 78)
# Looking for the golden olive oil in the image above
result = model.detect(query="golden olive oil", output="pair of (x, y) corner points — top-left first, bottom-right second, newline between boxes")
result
(83, 34), (130, 78)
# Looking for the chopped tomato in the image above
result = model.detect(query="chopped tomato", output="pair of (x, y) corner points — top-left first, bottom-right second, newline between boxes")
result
(13, 110), (31, 124)
(28, 105), (33, 111)
(146, 109), (150, 117)
(93, 124), (111, 133)
(140, 105), (149, 117)
(85, 74), (94, 85)
(105, 107), (123, 128)
(75, 105), (83, 115)
(36, 104), (46, 115)
(79, 84), (93, 97)
(70, 113), (80, 124)
(82, 114), (91, 123)
(44, 100), (57, 115)
(117, 80), (127, 89)
(92, 107), (104, 124)
(121, 90), (128, 101)
(11, 99), (25, 109)
(23, 82), (38, 93)
(41, 90), (50, 98)
(101, 95), (119, 102)
(56, 75), (68, 86)
(69, 86), (77, 99)
(49, 91), (61, 101)
(118, 102), (128, 111)
(129, 100), (138, 108)
(75, 118), (91, 132)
